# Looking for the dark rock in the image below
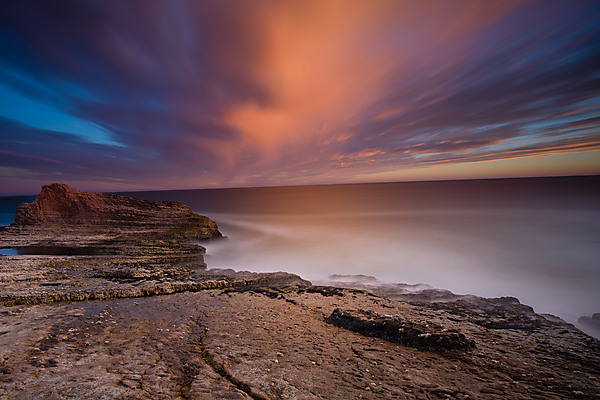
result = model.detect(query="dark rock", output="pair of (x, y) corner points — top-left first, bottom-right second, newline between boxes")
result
(328, 274), (380, 283)
(418, 296), (548, 330)
(579, 313), (600, 331)
(325, 308), (475, 352)
(540, 313), (566, 323)
(321, 278), (552, 332)
(14, 245), (105, 256)
(304, 285), (352, 297)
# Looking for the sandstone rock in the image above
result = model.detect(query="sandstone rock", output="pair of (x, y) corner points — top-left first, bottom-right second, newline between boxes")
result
(322, 276), (551, 331)
(2, 287), (599, 399)
(12, 183), (221, 240)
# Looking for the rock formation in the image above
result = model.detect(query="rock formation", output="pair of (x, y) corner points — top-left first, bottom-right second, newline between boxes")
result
(0, 183), (233, 305)
(12, 183), (222, 240)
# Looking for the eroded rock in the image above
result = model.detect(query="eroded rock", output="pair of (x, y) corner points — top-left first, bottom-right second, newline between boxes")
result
(325, 308), (476, 352)
(12, 183), (222, 240)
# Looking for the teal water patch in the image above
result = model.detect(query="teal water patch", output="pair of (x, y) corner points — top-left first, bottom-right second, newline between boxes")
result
(0, 247), (106, 256)
(0, 248), (19, 256)
(0, 195), (36, 226)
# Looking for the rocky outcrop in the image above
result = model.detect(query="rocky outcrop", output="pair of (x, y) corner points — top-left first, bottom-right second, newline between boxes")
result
(0, 268), (310, 307)
(320, 275), (553, 331)
(12, 183), (221, 240)
(0, 183), (234, 308)
(579, 313), (600, 332)
(325, 308), (476, 352)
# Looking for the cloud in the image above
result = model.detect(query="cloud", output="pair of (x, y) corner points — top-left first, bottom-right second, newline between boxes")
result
(0, 0), (599, 193)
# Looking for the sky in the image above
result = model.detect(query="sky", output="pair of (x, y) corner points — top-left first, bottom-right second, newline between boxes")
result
(0, 0), (599, 195)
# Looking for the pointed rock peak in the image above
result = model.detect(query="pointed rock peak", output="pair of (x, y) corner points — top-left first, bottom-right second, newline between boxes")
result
(40, 183), (79, 195)
(42, 182), (78, 192)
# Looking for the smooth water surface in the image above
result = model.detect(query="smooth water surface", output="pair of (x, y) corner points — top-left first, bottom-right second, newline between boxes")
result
(2, 177), (599, 331)
(125, 176), (600, 328)
(0, 248), (19, 256)
(0, 195), (35, 226)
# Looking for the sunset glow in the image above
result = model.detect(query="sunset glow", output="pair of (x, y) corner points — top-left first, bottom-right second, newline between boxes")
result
(1, 0), (599, 194)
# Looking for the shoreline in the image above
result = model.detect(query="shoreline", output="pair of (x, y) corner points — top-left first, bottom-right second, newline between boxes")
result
(3, 245), (598, 339)
(1, 184), (599, 398)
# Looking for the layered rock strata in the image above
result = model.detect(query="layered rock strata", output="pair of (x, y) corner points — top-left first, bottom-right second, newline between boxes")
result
(2, 183), (221, 249)
(0, 183), (235, 305)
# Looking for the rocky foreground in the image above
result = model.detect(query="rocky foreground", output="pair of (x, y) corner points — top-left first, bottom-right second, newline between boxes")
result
(1, 185), (599, 399)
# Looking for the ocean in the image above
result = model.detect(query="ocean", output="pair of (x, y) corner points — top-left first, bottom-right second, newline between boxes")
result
(2, 176), (599, 334)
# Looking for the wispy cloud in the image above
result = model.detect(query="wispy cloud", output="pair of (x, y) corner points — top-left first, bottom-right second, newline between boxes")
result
(0, 0), (599, 193)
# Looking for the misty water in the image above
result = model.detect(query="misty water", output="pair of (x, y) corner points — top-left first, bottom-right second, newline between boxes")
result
(126, 177), (600, 333)
(2, 177), (599, 335)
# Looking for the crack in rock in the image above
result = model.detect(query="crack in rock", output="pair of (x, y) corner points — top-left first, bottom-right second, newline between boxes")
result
(196, 324), (270, 400)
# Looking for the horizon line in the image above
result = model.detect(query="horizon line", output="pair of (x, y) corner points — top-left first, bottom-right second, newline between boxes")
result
(4, 173), (600, 197)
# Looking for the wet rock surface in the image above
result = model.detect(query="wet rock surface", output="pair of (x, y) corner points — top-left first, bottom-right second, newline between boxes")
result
(319, 275), (567, 331)
(1, 188), (599, 398)
(325, 308), (476, 352)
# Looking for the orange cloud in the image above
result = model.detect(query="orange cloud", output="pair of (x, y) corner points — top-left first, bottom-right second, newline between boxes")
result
(223, 0), (524, 176)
